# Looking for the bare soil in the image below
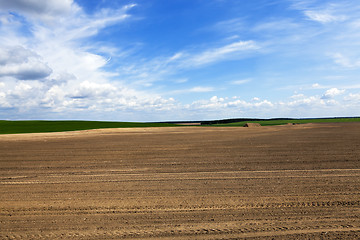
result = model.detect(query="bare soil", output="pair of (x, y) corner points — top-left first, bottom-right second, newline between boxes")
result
(0, 123), (360, 239)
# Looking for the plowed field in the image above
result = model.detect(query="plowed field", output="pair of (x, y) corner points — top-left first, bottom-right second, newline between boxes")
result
(1, 123), (360, 239)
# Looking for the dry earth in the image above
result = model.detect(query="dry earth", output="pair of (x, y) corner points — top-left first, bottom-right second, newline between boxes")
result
(0, 123), (360, 239)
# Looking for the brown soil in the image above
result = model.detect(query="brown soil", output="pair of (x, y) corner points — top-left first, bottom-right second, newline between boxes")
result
(1, 123), (359, 239)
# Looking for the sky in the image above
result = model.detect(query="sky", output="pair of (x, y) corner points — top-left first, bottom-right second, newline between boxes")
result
(0, 0), (360, 121)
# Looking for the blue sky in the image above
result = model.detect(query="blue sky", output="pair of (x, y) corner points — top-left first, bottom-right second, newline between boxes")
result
(0, 0), (359, 121)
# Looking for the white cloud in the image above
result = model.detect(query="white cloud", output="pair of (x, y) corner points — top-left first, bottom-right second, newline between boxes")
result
(190, 86), (215, 93)
(322, 88), (345, 99)
(230, 78), (251, 85)
(168, 52), (184, 62)
(173, 78), (188, 84)
(0, 2), (179, 120)
(0, 0), (76, 23)
(190, 96), (273, 111)
(172, 86), (215, 95)
(323, 75), (346, 80)
(253, 19), (300, 32)
(213, 18), (244, 33)
(30, 4), (136, 43)
(181, 91), (360, 120)
(330, 53), (360, 68)
(188, 40), (260, 67)
(115, 39), (260, 88)
(67, 81), (117, 99)
(210, 96), (224, 102)
(290, 94), (305, 99)
(304, 10), (346, 23)
(287, 95), (321, 106)
(37, 80), (178, 115)
(0, 46), (52, 80)
(344, 93), (360, 102)
(292, 1), (348, 24)
(0, 0), (73, 15)
(311, 83), (321, 89)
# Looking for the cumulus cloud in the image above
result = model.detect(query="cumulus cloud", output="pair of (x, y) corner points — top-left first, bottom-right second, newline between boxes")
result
(321, 88), (345, 99)
(0, 46), (52, 80)
(181, 91), (360, 120)
(190, 96), (273, 111)
(67, 81), (117, 99)
(0, 0), (75, 22)
(0, 0), (73, 13)
(0, 1), (178, 120)
(311, 83), (322, 89)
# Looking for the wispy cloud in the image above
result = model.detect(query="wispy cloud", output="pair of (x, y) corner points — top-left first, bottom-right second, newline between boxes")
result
(330, 53), (360, 68)
(253, 19), (300, 32)
(212, 18), (245, 33)
(115, 39), (261, 87)
(230, 78), (251, 85)
(189, 86), (215, 92)
(304, 10), (346, 23)
(170, 86), (215, 95)
(186, 40), (260, 67)
(167, 40), (260, 69)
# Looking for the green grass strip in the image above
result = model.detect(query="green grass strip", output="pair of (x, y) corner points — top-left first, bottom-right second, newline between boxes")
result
(0, 120), (177, 134)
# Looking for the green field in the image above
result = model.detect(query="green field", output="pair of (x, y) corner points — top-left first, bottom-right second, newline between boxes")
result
(212, 118), (360, 127)
(1, 118), (360, 134)
(0, 120), (176, 134)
